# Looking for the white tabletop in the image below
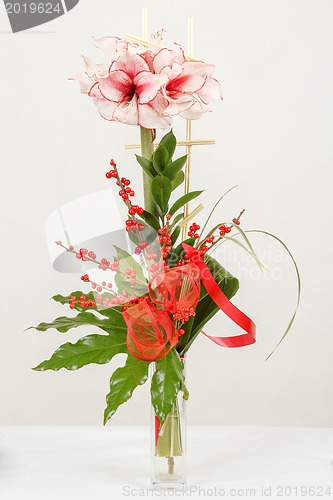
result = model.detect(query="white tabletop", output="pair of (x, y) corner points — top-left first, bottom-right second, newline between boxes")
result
(0, 426), (332, 499)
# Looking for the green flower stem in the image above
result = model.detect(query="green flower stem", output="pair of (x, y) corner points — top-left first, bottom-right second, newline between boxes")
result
(140, 126), (156, 215)
(156, 398), (183, 470)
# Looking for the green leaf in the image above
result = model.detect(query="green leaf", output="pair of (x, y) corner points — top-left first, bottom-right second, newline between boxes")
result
(159, 130), (177, 159)
(135, 155), (156, 177)
(113, 245), (148, 296)
(169, 190), (203, 216)
(52, 291), (99, 313)
(171, 170), (185, 191)
(152, 144), (169, 174)
(164, 155), (187, 180)
(139, 210), (160, 232)
(33, 332), (128, 372)
(170, 212), (184, 228)
(151, 175), (172, 214)
(180, 255), (239, 355)
(151, 349), (189, 425)
(104, 355), (149, 424)
(29, 311), (123, 334)
(52, 291), (125, 323)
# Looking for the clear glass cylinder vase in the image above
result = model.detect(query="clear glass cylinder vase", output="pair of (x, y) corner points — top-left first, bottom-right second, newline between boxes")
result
(150, 356), (187, 488)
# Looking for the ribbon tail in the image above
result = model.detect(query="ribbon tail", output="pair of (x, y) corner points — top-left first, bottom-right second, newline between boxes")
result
(182, 243), (256, 348)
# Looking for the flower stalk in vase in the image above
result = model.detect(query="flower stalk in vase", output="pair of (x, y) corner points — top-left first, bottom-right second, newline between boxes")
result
(140, 126), (156, 216)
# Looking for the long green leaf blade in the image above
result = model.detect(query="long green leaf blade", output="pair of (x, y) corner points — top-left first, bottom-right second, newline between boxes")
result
(169, 190), (203, 216)
(33, 333), (128, 371)
(164, 155), (187, 180)
(29, 311), (122, 334)
(246, 230), (301, 360)
(151, 349), (189, 425)
(104, 355), (149, 424)
(159, 130), (177, 159)
(152, 175), (172, 214)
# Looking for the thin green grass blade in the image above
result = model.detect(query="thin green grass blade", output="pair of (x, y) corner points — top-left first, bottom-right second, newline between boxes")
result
(246, 230), (301, 360)
(198, 185), (238, 241)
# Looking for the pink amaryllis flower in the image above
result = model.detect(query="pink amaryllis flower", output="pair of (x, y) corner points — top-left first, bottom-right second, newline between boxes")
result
(72, 36), (171, 129)
(72, 37), (222, 129)
(152, 43), (223, 119)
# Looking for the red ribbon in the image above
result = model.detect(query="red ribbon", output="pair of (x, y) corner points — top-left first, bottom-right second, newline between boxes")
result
(182, 243), (256, 348)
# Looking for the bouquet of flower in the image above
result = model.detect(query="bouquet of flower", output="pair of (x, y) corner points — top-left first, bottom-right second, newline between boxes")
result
(31, 35), (299, 484)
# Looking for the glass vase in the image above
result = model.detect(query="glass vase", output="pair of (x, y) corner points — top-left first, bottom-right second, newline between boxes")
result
(150, 357), (187, 488)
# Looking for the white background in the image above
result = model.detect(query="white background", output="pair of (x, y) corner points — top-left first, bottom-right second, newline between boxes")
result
(0, 0), (332, 427)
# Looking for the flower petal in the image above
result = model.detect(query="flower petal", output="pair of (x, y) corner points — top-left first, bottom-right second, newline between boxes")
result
(197, 77), (223, 104)
(82, 56), (109, 80)
(164, 94), (194, 115)
(167, 61), (215, 95)
(153, 48), (175, 74)
(70, 73), (93, 94)
(171, 43), (186, 65)
(112, 50), (149, 79)
(113, 95), (139, 126)
(179, 98), (209, 120)
(98, 70), (134, 103)
(93, 36), (128, 59)
(89, 83), (116, 120)
(134, 72), (168, 104)
(138, 101), (172, 129)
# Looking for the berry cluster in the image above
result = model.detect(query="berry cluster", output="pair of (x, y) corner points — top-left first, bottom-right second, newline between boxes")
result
(128, 205), (144, 216)
(134, 240), (150, 255)
(125, 219), (145, 233)
(69, 294), (96, 310)
(76, 248), (97, 262)
(172, 307), (196, 322)
(105, 160), (145, 233)
(188, 222), (200, 238)
(126, 268), (137, 287)
(96, 289), (137, 307)
(158, 224), (172, 260)
(219, 224), (232, 236)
